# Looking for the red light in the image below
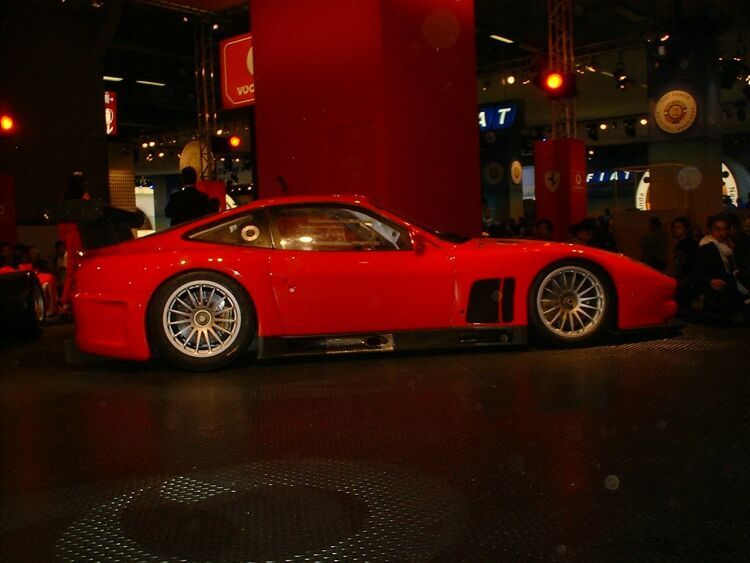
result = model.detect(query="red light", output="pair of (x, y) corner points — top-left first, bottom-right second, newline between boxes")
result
(0, 114), (14, 132)
(229, 135), (241, 148)
(544, 72), (564, 91)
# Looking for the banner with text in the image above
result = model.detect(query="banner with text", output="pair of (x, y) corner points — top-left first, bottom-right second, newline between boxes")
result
(220, 33), (255, 109)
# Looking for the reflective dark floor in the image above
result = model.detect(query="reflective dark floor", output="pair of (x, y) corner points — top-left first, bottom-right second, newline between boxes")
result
(1, 322), (748, 562)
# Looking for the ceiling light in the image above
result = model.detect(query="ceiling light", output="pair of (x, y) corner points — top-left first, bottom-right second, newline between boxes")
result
(506, 75), (515, 85)
(216, 128), (224, 135)
(135, 80), (166, 87)
(148, 141), (156, 147)
(599, 122), (608, 130)
(103, 75), (123, 82)
(639, 118), (648, 126)
(660, 33), (670, 42)
(212, 24), (219, 30)
(490, 35), (514, 44)
(141, 142), (148, 148)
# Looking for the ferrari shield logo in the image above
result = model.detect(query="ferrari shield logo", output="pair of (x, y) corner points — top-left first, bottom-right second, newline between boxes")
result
(544, 171), (560, 192)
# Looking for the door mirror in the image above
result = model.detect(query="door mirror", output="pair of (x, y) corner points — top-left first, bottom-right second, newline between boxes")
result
(410, 230), (426, 254)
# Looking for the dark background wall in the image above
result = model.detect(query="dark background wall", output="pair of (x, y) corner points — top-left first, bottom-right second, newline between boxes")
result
(0, 0), (119, 222)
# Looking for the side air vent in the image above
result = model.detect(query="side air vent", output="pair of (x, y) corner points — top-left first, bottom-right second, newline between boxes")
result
(466, 279), (501, 323)
(501, 277), (515, 322)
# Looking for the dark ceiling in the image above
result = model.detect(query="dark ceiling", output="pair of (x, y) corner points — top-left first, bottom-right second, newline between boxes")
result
(96, 0), (750, 143)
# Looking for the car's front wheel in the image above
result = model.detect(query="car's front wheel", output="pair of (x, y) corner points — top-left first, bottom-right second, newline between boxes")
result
(149, 272), (255, 371)
(528, 261), (612, 346)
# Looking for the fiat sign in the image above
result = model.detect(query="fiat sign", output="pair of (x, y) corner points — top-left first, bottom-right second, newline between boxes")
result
(220, 33), (255, 109)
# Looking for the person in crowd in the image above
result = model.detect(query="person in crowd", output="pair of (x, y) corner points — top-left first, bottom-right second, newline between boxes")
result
(0, 240), (17, 268)
(591, 217), (617, 251)
(692, 224), (705, 243)
(569, 219), (595, 245)
(57, 171), (89, 311)
(51, 240), (67, 298)
(534, 218), (554, 241)
(165, 166), (211, 227)
(693, 213), (745, 317)
(640, 216), (668, 271)
(29, 246), (50, 273)
(731, 215), (750, 300)
(671, 216), (698, 310)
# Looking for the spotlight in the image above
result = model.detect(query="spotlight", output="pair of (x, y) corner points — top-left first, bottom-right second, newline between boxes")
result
(506, 75), (515, 85)
(614, 54), (634, 90)
(639, 117), (648, 126)
(599, 122), (608, 130)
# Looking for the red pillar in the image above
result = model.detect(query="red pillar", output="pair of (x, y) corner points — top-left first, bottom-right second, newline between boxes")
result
(251, 0), (481, 236)
(533, 139), (587, 241)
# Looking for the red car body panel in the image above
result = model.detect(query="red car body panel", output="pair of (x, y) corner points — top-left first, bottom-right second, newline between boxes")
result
(72, 195), (677, 361)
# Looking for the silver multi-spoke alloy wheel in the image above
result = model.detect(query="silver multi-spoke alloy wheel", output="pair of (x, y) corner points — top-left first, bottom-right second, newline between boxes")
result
(534, 264), (607, 341)
(162, 279), (242, 358)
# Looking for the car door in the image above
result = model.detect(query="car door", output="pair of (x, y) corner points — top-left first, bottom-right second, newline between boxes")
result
(267, 204), (455, 335)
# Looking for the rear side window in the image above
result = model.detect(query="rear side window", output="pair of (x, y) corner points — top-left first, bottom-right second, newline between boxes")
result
(188, 211), (272, 248)
(269, 206), (412, 251)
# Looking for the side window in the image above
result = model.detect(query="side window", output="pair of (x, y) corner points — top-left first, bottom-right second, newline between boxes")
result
(188, 211), (272, 248)
(270, 206), (412, 251)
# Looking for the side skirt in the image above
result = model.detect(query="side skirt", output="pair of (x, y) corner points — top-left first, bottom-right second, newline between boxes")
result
(257, 327), (528, 359)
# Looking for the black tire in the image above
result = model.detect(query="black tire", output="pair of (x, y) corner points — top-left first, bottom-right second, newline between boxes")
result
(148, 271), (255, 371)
(528, 260), (613, 346)
(0, 271), (45, 338)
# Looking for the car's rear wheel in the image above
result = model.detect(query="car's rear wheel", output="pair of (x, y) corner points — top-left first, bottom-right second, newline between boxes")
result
(528, 261), (612, 346)
(149, 272), (255, 371)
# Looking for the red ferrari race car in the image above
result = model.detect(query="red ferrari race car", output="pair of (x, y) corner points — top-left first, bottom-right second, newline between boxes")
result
(72, 195), (678, 370)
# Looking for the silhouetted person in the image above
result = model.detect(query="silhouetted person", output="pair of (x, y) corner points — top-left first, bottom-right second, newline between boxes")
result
(165, 166), (211, 226)
(640, 216), (668, 272)
(534, 219), (554, 241)
(671, 216), (698, 310)
(57, 171), (89, 310)
(693, 213), (744, 317)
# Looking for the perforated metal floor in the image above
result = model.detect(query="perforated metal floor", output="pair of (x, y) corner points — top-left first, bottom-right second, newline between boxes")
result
(1, 323), (748, 561)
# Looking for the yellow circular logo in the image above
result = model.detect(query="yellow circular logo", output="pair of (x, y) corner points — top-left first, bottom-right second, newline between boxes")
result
(655, 90), (697, 134)
(510, 160), (523, 185)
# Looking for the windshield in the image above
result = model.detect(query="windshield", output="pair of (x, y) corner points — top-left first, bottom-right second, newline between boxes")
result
(373, 204), (471, 244)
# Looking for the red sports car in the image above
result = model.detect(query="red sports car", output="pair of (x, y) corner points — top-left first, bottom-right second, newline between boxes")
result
(72, 195), (677, 370)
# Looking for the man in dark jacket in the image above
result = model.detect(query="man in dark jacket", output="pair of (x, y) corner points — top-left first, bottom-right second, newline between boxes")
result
(693, 213), (744, 317)
(165, 166), (211, 226)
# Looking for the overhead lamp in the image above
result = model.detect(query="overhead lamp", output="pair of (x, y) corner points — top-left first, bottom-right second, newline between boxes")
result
(639, 117), (648, 126)
(584, 56), (599, 73)
(103, 75), (123, 82)
(599, 122), (608, 130)
(490, 34), (514, 44)
(506, 75), (515, 85)
(135, 80), (166, 87)
(614, 53), (634, 90)
(212, 23), (219, 30)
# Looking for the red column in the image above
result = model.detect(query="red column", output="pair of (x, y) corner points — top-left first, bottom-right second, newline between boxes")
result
(533, 139), (587, 241)
(251, 0), (481, 236)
